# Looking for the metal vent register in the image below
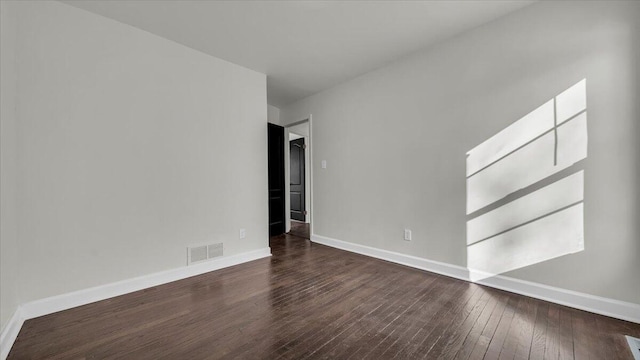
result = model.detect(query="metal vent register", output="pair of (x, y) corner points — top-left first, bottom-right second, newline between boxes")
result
(627, 336), (640, 360)
(188, 243), (223, 265)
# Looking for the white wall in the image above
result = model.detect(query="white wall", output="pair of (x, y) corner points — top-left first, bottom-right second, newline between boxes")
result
(287, 123), (309, 138)
(282, 1), (640, 304)
(267, 104), (281, 125)
(6, 1), (268, 306)
(0, 1), (20, 333)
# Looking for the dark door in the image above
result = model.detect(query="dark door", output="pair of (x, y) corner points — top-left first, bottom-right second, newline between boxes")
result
(290, 138), (305, 222)
(268, 123), (286, 236)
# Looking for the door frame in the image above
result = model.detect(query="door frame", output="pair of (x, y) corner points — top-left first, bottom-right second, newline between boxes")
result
(284, 115), (313, 236)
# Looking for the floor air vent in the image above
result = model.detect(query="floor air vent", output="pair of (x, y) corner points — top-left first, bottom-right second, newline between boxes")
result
(188, 243), (223, 265)
(627, 336), (640, 360)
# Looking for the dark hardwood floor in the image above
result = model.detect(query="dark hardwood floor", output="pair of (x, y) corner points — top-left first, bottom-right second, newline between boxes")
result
(288, 220), (310, 239)
(9, 232), (640, 359)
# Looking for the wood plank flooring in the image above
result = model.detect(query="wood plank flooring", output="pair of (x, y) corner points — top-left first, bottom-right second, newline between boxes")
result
(288, 221), (310, 239)
(9, 232), (640, 359)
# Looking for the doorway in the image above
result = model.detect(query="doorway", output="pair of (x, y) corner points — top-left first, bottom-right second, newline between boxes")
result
(289, 137), (305, 222)
(267, 123), (285, 236)
(285, 119), (312, 239)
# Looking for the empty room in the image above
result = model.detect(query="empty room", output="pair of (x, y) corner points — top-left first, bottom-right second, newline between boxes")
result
(1, 0), (639, 359)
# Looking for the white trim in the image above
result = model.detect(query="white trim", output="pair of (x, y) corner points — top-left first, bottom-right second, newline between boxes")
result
(311, 233), (640, 324)
(21, 247), (271, 320)
(311, 234), (470, 282)
(0, 307), (25, 360)
(470, 269), (640, 324)
(0, 247), (271, 359)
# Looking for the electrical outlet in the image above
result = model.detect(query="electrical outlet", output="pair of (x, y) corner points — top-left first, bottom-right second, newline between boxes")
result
(239, 228), (246, 239)
(404, 229), (412, 241)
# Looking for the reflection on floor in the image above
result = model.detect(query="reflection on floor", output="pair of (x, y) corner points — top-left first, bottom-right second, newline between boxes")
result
(289, 220), (310, 239)
(8, 232), (640, 359)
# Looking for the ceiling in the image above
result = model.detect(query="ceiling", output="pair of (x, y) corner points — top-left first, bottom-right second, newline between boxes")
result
(62, 1), (535, 108)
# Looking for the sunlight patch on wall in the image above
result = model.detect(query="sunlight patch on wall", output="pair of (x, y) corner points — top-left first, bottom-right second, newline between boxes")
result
(466, 80), (587, 281)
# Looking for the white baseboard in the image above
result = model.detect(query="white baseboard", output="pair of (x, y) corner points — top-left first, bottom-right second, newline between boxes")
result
(311, 234), (640, 324)
(470, 270), (640, 324)
(0, 247), (271, 359)
(310, 234), (471, 281)
(19, 247), (271, 320)
(0, 308), (25, 360)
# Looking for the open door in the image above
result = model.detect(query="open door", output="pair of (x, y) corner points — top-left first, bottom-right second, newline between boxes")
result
(290, 138), (305, 221)
(268, 123), (285, 236)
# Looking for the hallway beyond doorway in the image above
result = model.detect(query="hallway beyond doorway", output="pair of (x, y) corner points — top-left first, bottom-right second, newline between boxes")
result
(288, 220), (309, 239)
